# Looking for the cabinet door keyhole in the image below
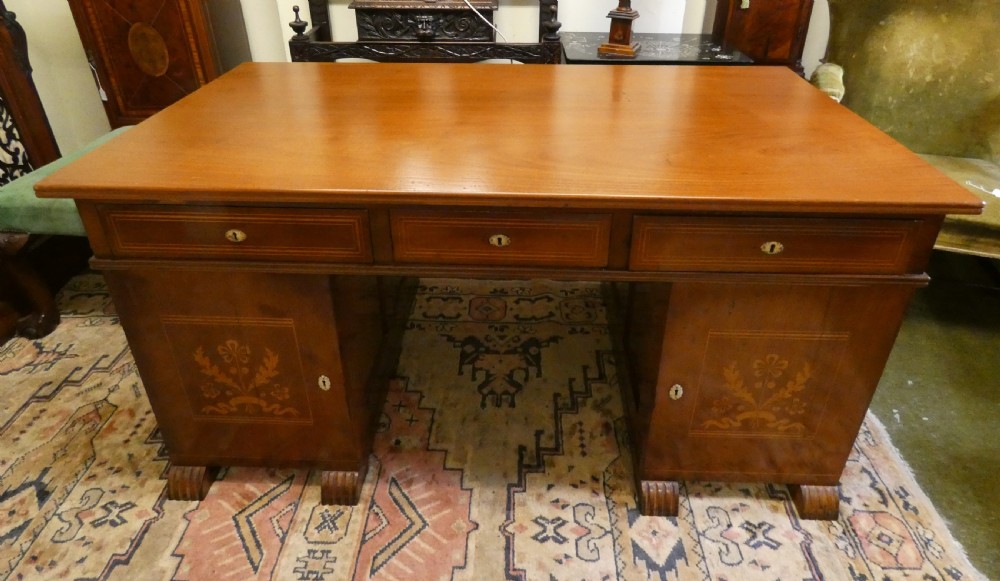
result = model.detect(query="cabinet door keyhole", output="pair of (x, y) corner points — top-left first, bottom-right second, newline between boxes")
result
(669, 384), (684, 400)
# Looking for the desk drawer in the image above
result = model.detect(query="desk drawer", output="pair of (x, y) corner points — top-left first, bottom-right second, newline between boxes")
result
(100, 206), (372, 262)
(390, 210), (612, 267)
(630, 216), (924, 274)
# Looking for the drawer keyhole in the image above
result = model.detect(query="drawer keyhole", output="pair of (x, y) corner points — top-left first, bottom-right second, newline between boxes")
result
(318, 375), (331, 391)
(669, 384), (684, 400)
(760, 241), (784, 255)
(226, 229), (247, 243)
(489, 234), (512, 248)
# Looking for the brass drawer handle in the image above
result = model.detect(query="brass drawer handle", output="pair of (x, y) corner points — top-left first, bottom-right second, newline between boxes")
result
(225, 229), (247, 243)
(760, 241), (784, 255)
(488, 234), (512, 248)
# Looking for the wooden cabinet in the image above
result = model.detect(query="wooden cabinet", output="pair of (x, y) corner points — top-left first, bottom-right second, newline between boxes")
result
(712, 0), (814, 73)
(103, 268), (387, 504)
(67, 0), (250, 128)
(624, 279), (917, 518)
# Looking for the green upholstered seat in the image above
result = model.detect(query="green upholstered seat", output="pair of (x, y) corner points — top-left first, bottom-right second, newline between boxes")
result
(0, 126), (131, 236)
(812, 0), (1000, 259)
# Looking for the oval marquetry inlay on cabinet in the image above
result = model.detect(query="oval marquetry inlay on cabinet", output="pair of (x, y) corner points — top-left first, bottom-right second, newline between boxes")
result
(127, 23), (170, 77)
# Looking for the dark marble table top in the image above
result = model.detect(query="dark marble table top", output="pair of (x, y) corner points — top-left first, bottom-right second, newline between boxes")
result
(561, 32), (752, 65)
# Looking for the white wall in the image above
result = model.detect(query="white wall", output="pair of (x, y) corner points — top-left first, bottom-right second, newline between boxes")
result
(7, 0), (829, 154)
(5, 0), (111, 155)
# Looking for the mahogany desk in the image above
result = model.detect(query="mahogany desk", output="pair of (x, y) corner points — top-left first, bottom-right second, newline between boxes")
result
(37, 63), (981, 520)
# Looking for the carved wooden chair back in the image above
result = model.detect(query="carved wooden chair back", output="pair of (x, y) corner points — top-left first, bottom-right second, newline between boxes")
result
(288, 0), (562, 64)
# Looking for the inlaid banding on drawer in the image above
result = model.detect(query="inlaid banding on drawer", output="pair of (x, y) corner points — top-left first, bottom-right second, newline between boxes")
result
(630, 216), (924, 274)
(102, 206), (372, 262)
(390, 210), (612, 267)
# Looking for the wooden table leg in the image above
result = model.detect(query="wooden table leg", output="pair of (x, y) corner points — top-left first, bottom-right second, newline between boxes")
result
(166, 465), (220, 501)
(639, 480), (680, 516)
(320, 461), (368, 506)
(788, 483), (840, 520)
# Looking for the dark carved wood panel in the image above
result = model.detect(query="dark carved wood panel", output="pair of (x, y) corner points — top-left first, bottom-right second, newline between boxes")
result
(290, 38), (561, 64)
(0, 93), (30, 183)
(290, 0), (560, 64)
(355, 9), (495, 42)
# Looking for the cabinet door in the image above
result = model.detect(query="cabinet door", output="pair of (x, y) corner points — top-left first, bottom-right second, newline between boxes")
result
(103, 269), (384, 473)
(634, 279), (914, 486)
(67, 0), (247, 127)
(713, 0), (814, 71)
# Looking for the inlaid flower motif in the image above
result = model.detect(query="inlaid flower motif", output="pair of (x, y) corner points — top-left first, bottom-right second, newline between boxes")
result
(193, 340), (298, 417)
(701, 353), (812, 434)
(753, 354), (788, 379)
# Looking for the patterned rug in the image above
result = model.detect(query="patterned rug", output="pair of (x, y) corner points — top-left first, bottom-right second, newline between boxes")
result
(0, 274), (986, 581)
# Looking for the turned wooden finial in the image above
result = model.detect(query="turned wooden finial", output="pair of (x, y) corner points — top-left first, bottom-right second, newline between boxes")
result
(289, 5), (309, 40)
(542, 1), (562, 42)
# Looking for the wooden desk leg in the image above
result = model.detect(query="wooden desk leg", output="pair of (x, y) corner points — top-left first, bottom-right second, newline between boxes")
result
(166, 465), (220, 501)
(788, 484), (840, 520)
(321, 465), (367, 505)
(640, 480), (679, 517)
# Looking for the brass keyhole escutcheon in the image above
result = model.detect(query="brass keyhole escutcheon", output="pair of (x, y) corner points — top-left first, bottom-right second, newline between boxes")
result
(489, 234), (512, 248)
(225, 229), (247, 243)
(760, 241), (784, 255)
(318, 375), (331, 391)
(669, 384), (684, 400)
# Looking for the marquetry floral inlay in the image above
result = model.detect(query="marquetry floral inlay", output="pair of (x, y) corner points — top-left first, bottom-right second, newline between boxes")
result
(193, 340), (299, 417)
(701, 353), (811, 434)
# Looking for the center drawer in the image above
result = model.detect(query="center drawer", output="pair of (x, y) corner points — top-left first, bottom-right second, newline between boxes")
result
(99, 205), (372, 262)
(630, 215), (926, 274)
(390, 209), (613, 267)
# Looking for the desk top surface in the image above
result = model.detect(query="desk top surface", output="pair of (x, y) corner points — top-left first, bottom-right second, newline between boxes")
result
(39, 63), (981, 215)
